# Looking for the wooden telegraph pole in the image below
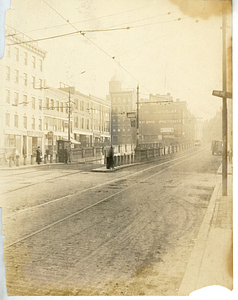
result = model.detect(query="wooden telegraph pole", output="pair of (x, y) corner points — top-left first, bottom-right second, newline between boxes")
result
(222, 2), (227, 196)
(136, 84), (139, 147)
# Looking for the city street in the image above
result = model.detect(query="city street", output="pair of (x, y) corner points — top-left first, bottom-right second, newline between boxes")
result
(0, 146), (222, 295)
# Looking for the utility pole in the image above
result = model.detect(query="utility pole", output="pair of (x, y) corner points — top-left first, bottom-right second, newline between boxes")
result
(136, 84), (139, 147)
(222, 2), (227, 196)
(68, 89), (71, 142)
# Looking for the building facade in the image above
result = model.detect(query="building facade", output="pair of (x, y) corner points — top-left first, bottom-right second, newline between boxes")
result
(0, 25), (47, 160)
(0, 25), (110, 164)
(108, 76), (136, 146)
(139, 94), (195, 144)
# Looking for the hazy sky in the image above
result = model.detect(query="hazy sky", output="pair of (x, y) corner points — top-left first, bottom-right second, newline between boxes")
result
(5, 0), (233, 120)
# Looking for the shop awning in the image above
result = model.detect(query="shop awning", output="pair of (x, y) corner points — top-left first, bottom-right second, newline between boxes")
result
(61, 137), (81, 144)
(70, 138), (81, 144)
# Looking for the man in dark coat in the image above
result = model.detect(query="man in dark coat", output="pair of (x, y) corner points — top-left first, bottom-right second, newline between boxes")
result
(36, 146), (42, 164)
(64, 148), (68, 164)
(109, 146), (114, 169)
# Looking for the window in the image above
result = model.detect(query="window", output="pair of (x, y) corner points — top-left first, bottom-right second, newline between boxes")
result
(86, 119), (89, 130)
(6, 113), (10, 127)
(6, 66), (10, 80)
(14, 114), (18, 128)
(15, 47), (19, 61)
(39, 79), (42, 88)
(23, 95), (28, 107)
(53, 119), (57, 131)
(15, 69), (19, 83)
(24, 73), (27, 86)
(24, 52), (28, 65)
(6, 90), (10, 103)
(39, 119), (42, 130)
(56, 100), (59, 111)
(80, 100), (84, 111)
(74, 117), (78, 128)
(23, 116), (27, 129)
(32, 97), (35, 109)
(14, 92), (19, 105)
(6, 47), (10, 57)
(32, 56), (36, 68)
(66, 103), (68, 114)
(32, 76), (35, 88)
(74, 99), (78, 110)
(50, 99), (54, 110)
(61, 102), (64, 112)
(46, 97), (49, 109)
(39, 99), (42, 110)
(45, 117), (48, 130)
(39, 59), (43, 71)
(81, 118), (84, 129)
(32, 117), (35, 130)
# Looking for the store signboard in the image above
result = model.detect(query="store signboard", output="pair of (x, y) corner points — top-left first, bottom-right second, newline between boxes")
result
(160, 128), (174, 133)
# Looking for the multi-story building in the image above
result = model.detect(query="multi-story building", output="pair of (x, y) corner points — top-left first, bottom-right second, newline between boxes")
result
(0, 25), (110, 164)
(139, 94), (195, 144)
(108, 76), (136, 145)
(0, 25), (47, 160)
(42, 86), (111, 152)
(43, 86), (73, 155)
(87, 94), (110, 146)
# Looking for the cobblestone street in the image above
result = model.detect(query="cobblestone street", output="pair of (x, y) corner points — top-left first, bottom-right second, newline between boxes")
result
(0, 147), (223, 295)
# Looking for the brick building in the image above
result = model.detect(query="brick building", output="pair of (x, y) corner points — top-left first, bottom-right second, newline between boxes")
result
(0, 25), (47, 160)
(0, 25), (110, 164)
(139, 94), (195, 144)
(108, 76), (136, 146)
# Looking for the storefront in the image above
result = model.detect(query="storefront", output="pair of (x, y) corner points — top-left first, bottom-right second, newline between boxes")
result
(27, 131), (43, 157)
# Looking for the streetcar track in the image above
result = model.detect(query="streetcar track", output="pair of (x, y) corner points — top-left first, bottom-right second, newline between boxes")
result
(3, 148), (203, 219)
(4, 148), (206, 249)
(0, 170), (83, 195)
(0, 148), (198, 196)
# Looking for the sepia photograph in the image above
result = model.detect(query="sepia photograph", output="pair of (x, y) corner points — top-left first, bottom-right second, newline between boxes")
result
(0, 0), (235, 297)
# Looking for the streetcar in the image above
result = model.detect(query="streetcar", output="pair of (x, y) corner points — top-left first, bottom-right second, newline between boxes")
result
(211, 140), (223, 155)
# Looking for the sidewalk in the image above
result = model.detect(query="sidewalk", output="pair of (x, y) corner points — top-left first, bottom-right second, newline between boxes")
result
(0, 161), (65, 171)
(0, 158), (103, 171)
(178, 164), (233, 295)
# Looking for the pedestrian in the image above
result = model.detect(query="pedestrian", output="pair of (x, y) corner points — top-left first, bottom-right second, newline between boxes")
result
(105, 146), (110, 169)
(64, 148), (68, 164)
(12, 148), (16, 164)
(109, 146), (114, 169)
(36, 146), (42, 164)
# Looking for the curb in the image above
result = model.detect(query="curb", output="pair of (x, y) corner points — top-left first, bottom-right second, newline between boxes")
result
(91, 162), (141, 172)
(178, 177), (221, 295)
(0, 162), (65, 171)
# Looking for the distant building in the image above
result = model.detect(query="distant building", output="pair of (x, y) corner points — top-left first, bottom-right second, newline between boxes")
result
(139, 94), (195, 144)
(0, 25), (47, 160)
(108, 76), (136, 145)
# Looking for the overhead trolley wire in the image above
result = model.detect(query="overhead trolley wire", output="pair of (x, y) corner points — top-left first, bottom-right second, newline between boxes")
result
(40, 0), (153, 93)
(18, 1), (166, 35)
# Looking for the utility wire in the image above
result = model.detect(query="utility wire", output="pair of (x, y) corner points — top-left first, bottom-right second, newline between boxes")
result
(40, 0), (153, 93)
(6, 27), (130, 46)
(6, 13), (200, 47)
(17, 1), (166, 35)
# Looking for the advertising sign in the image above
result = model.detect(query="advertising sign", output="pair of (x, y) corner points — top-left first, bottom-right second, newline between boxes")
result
(160, 128), (174, 133)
